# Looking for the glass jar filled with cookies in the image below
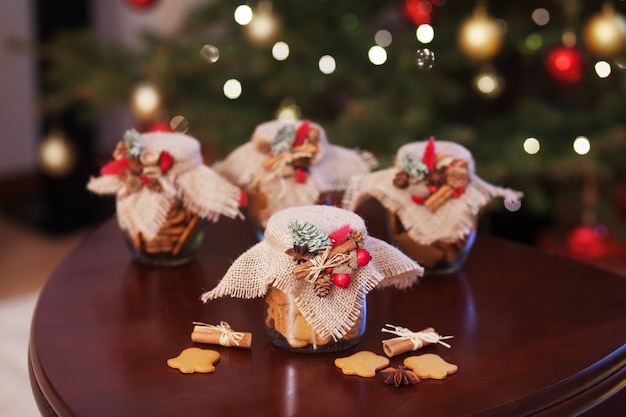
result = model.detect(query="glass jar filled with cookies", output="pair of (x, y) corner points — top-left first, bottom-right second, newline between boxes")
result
(201, 205), (423, 353)
(344, 137), (523, 275)
(87, 129), (243, 266)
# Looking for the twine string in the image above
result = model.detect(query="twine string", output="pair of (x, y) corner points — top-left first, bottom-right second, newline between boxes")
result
(193, 321), (245, 346)
(303, 248), (351, 283)
(381, 323), (453, 349)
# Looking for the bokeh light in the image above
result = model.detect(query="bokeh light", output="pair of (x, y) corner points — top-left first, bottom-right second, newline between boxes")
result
(531, 8), (550, 26)
(318, 55), (336, 74)
(415, 48), (435, 69)
(234, 5), (253, 25)
(573, 136), (591, 155)
(272, 41), (290, 61)
(223, 79), (242, 99)
(368, 45), (387, 65)
(416, 24), (434, 44)
(200, 44), (219, 63)
(523, 137), (540, 154)
(375, 29), (392, 47)
(594, 61), (611, 78)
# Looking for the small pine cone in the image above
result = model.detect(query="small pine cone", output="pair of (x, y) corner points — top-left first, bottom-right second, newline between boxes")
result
(256, 141), (273, 155)
(393, 171), (409, 189)
(147, 179), (163, 193)
(125, 175), (143, 193)
(349, 230), (366, 248)
(314, 273), (332, 297)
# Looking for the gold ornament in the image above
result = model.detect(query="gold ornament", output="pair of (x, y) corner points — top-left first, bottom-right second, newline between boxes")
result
(583, 4), (626, 57)
(457, 6), (503, 62)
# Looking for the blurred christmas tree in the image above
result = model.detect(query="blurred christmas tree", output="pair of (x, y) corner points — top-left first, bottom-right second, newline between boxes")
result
(40, 0), (626, 248)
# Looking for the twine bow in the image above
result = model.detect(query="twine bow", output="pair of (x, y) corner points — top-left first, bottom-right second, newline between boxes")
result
(255, 147), (317, 198)
(193, 321), (245, 347)
(301, 247), (351, 283)
(381, 323), (453, 349)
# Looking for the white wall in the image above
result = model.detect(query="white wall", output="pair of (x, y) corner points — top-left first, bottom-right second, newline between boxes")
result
(0, 0), (38, 177)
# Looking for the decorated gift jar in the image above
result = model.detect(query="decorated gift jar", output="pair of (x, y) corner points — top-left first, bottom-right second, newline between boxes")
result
(201, 205), (423, 352)
(213, 119), (377, 236)
(87, 129), (243, 266)
(344, 137), (523, 274)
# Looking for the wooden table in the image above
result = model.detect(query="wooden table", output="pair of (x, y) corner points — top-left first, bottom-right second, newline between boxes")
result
(29, 216), (626, 417)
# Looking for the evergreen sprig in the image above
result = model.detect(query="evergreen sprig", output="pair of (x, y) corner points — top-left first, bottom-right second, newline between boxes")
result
(123, 129), (144, 157)
(288, 220), (331, 253)
(400, 153), (429, 180)
(270, 124), (296, 156)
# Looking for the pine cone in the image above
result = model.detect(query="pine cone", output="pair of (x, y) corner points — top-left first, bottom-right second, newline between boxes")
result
(314, 273), (332, 297)
(349, 230), (366, 248)
(393, 171), (409, 188)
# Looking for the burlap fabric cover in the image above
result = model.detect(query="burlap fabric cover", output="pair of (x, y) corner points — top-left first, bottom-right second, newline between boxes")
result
(344, 141), (524, 245)
(213, 120), (377, 228)
(87, 131), (243, 241)
(201, 205), (423, 340)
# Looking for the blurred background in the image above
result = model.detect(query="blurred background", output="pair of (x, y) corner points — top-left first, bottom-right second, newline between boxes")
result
(1, 1), (626, 414)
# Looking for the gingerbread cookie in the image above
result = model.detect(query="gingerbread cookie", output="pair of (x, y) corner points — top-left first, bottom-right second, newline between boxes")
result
(403, 353), (458, 380)
(334, 351), (390, 377)
(167, 347), (220, 374)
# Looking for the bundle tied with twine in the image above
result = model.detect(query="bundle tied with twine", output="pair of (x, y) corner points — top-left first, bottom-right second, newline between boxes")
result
(87, 131), (243, 241)
(343, 140), (524, 245)
(213, 119), (378, 228)
(201, 205), (424, 341)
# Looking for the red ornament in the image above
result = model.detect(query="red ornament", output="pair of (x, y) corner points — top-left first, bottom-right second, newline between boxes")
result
(566, 224), (608, 259)
(294, 168), (308, 183)
(404, 0), (432, 25)
(411, 195), (426, 204)
(332, 273), (352, 288)
(238, 189), (248, 207)
(356, 248), (371, 267)
(545, 46), (584, 84)
(140, 174), (151, 185)
(159, 151), (173, 173)
(428, 185), (438, 194)
(453, 187), (465, 198)
(100, 158), (129, 176)
(126, 0), (158, 10)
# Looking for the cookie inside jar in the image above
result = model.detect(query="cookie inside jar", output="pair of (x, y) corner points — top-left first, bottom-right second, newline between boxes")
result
(387, 211), (476, 275)
(264, 287), (365, 352)
(124, 200), (206, 266)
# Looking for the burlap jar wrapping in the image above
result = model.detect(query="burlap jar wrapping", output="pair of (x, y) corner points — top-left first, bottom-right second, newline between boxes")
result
(201, 205), (423, 352)
(344, 138), (523, 273)
(87, 129), (243, 265)
(213, 119), (377, 230)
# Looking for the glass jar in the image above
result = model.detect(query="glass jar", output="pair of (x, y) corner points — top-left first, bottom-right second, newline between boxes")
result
(264, 287), (366, 353)
(387, 211), (477, 275)
(123, 200), (206, 266)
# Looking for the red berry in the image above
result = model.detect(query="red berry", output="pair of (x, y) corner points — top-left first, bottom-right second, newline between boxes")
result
(428, 185), (438, 193)
(294, 168), (308, 183)
(411, 195), (426, 204)
(325, 267), (334, 274)
(159, 151), (173, 173)
(356, 248), (371, 267)
(332, 273), (351, 288)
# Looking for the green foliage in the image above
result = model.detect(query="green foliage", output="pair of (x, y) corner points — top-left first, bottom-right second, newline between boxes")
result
(270, 124), (296, 155)
(288, 220), (331, 253)
(400, 153), (429, 179)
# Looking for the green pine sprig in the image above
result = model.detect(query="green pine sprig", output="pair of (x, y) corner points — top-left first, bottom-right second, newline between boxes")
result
(270, 124), (296, 156)
(401, 153), (429, 180)
(288, 220), (331, 253)
(123, 129), (144, 157)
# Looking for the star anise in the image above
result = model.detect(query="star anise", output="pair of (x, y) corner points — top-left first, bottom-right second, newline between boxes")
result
(380, 366), (420, 387)
(285, 245), (315, 263)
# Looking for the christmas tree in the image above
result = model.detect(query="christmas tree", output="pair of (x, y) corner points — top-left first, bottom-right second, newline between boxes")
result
(40, 0), (626, 250)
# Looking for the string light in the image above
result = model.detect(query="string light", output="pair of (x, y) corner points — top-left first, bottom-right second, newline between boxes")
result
(523, 137), (540, 155)
(375, 30), (392, 47)
(223, 79), (242, 99)
(318, 55), (336, 74)
(272, 41), (290, 61)
(276, 99), (301, 120)
(368, 45), (387, 65)
(573, 136), (591, 155)
(594, 60), (611, 78)
(234, 5), (253, 25)
(416, 24), (434, 43)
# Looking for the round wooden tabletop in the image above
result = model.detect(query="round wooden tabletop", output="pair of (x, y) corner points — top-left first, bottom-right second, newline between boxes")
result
(29, 215), (626, 417)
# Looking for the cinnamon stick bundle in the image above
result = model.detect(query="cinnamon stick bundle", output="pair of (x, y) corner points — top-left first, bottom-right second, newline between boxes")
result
(292, 239), (357, 280)
(382, 325), (452, 357)
(191, 322), (252, 348)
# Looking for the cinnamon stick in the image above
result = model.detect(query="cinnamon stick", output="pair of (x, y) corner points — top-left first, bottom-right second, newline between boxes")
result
(191, 324), (252, 348)
(424, 185), (454, 212)
(292, 239), (357, 280)
(382, 327), (437, 357)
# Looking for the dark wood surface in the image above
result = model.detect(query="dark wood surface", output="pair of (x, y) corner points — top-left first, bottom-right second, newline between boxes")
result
(29, 215), (626, 417)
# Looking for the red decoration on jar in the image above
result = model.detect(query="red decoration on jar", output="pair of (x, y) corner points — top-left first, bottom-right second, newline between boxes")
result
(126, 0), (158, 10)
(356, 248), (371, 267)
(100, 158), (130, 176)
(545, 46), (584, 84)
(294, 168), (308, 183)
(332, 273), (352, 288)
(146, 121), (172, 132)
(159, 151), (173, 173)
(293, 119), (311, 148)
(411, 195), (426, 204)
